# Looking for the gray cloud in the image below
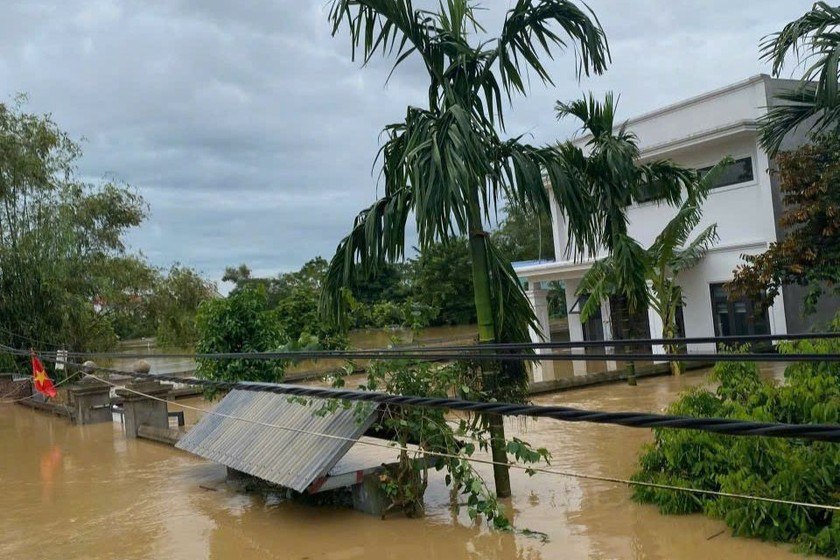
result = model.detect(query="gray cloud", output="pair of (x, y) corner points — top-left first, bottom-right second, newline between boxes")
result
(0, 0), (809, 289)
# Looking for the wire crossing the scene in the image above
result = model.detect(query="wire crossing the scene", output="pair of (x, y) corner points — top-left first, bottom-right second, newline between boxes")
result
(5, 344), (839, 443)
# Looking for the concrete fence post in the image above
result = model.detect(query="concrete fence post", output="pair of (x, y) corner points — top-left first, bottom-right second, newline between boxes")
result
(115, 362), (173, 438)
(67, 361), (113, 425)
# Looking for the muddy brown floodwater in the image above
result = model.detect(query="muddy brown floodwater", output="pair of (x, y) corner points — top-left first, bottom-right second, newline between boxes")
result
(0, 364), (808, 559)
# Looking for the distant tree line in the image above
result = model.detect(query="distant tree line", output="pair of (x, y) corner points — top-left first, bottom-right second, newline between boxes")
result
(0, 98), (215, 371)
(217, 202), (565, 350)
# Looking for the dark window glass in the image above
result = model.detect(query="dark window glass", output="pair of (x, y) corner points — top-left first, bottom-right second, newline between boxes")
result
(578, 295), (605, 342)
(710, 283), (770, 337)
(635, 181), (664, 204)
(697, 157), (754, 190)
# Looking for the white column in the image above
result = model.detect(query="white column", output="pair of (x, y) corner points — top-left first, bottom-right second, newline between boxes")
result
(600, 299), (617, 372)
(647, 305), (666, 356)
(563, 279), (587, 377)
(548, 192), (568, 259)
(526, 286), (554, 383)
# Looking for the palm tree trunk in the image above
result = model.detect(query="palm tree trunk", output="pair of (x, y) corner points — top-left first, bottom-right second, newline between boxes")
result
(467, 195), (511, 498)
(660, 294), (682, 376)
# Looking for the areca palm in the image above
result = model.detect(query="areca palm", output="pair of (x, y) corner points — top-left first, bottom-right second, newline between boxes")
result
(320, 0), (610, 497)
(760, 2), (840, 154)
(576, 159), (730, 375)
(555, 93), (697, 313)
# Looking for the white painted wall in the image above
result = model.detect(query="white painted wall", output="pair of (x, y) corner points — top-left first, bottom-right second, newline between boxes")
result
(677, 246), (787, 352)
(534, 75), (793, 348)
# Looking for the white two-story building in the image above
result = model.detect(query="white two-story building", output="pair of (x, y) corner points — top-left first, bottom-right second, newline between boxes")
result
(516, 75), (837, 382)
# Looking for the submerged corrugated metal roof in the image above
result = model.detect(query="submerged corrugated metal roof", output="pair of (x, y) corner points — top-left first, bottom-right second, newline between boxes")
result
(176, 389), (377, 492)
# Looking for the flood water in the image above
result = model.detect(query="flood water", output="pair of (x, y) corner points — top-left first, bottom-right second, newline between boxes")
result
(0, 364), (805, 560)
(108, 320), (568, 380)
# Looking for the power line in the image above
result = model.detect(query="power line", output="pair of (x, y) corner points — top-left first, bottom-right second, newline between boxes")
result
(10, 345), (840, 443)
(90, 373), (840, 514)
(52, 330), (840, 361)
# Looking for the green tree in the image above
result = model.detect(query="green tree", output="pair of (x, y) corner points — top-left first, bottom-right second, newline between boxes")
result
(320, 0), (612, 498)
(493, 202), (555, 262)
(730, 134), (840, 312)
(195, 287), (286, 393)
(0, 97), (147, 357)
(577, 160), (728, 374)
(759, 2), (840, 155)
(632, 335), (840, 557)
(101, 256), (160, 340)
(149, 264), (216, 348)
(409, 239), (476, 326)
(554, 93), (697, 314)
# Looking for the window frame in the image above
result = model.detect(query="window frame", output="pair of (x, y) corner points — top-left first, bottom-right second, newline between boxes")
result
(632, 151), (759, 209)
(708, 282), (771, 338)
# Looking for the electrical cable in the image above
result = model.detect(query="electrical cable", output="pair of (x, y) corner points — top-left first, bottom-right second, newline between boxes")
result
(9, 346), (839, 443)
(89, 373), (840, 514)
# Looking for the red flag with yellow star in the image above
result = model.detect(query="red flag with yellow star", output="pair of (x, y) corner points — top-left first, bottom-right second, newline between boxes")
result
(31, 354), (57, 398)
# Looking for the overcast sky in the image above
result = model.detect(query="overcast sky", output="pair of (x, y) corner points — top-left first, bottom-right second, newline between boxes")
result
(0, 0), (809, 289)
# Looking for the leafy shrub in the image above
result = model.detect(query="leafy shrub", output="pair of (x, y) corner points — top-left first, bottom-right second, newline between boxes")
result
(323, 357), (549, 527)
(632, 337), (840, 557)
(195, 287), (286, 395)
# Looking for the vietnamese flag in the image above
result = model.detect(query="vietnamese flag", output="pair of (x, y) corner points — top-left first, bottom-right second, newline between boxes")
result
(31, 354), (57, 398)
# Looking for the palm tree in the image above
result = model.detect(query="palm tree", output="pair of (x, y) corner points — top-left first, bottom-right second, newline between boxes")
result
(554, 93), (698, 314)
(576, 157), (730, 375)
(760, 2), (840, 155)
(320, 0), (612, 498)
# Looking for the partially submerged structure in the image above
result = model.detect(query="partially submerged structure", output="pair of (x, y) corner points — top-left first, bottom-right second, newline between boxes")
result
(176, 389), (404, 515)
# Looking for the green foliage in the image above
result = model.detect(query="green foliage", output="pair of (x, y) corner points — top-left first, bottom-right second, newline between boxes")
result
(577, 157), (729, 373)
(149, 264), (216, 348)
(731, 134), (840, 313)
(224, 258), (347, 349)
(333, 357), (550, 525)
(0, 97), (147, 358)
(556, 93), (699, 315)
(759, 2), (840, 155)
(493, 202), (555, 262)
(632, 335), (840, 557)
(195, 287), (286, 396)
(320, 0), (607, 496)
(408, 239), (477, 326)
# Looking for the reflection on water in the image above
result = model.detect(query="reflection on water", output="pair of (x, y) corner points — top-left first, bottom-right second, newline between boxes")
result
(0, 364), (799, 560)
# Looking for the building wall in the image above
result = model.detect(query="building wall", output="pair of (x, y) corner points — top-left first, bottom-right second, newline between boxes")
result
(676, 246), (787, 352)
(625, 134), (775, 249)
(624, 76), (768, 154)
(543, 75), (798, 348)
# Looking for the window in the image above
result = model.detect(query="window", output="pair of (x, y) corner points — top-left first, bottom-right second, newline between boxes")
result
(709, 283), (770, 337)
(634, 156), (755, 205)
(697, 157), (754, 190)
(635, 180), (665, 204)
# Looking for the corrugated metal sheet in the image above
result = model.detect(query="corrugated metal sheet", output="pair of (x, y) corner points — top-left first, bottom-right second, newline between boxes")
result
(176, 389), (377, 492)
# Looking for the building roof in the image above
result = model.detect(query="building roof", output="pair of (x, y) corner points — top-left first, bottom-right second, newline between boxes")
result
(176, 389), (378, 492)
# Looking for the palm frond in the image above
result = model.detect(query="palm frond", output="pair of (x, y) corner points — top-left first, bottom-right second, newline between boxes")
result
(484, 237), (538, 394)
(759, 3), (840, 154)
(328, 0), (436, 78)
(575, 256), (615, 322)
(495, 0), (609, 99)
(319, 189), (413, 328)
(760, 2), (840, 79)
(758, 85), (840, 154)
(671, 224), (719, 274)
(648, 157), (729, 260)
(634, 161), (695, 207)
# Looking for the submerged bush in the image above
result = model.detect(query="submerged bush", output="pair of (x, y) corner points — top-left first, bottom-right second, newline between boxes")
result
(632, 338), (840, 557)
